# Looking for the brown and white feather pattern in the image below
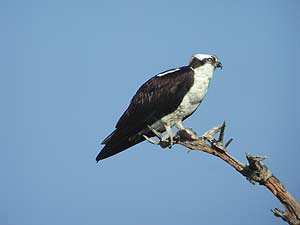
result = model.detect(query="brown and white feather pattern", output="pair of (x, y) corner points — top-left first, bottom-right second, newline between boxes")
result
(97, 54), (221, 161)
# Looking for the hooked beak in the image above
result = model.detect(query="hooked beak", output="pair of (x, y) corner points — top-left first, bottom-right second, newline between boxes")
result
(215, 61), (223, 70)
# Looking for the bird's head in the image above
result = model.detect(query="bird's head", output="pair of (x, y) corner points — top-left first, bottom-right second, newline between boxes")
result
(189, 54), (222, 70)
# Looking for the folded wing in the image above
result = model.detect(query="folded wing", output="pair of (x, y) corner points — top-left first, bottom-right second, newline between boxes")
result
(96, 66), (194, 161)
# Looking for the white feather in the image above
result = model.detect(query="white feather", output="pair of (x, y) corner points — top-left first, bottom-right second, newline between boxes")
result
(160, 63), (215, 127)
(156, 68), (181, 77)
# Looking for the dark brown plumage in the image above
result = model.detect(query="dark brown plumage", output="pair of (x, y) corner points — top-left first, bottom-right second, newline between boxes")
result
(96, 66), (194, 161)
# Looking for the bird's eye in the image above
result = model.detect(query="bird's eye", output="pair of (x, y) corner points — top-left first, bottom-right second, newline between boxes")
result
(207, 58), (213, 63)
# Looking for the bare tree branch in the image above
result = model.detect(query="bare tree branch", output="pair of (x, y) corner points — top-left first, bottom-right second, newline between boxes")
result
(150, 122), (300, 225)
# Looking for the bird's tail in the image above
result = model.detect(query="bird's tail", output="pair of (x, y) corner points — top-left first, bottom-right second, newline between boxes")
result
(96, 130), (145, 162)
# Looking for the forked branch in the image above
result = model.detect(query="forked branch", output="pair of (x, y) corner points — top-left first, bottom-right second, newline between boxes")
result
(150, 122), (300, 225)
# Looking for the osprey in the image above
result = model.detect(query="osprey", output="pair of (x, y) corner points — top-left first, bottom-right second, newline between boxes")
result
(96, 54), (222, 162)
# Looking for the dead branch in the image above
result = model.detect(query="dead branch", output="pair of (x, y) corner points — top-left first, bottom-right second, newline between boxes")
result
(150, 122), (300, 225)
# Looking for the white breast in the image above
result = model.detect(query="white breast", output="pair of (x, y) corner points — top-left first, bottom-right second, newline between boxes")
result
(160, 64), (215, 127)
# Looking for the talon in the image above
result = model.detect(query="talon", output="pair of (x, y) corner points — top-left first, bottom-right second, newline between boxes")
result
(144, 124), (176, 149)
(160, 140), (171, 148)
(143, 135), (159, 145)
(160, 135), (174, 149)
(169, 136), (174, 146)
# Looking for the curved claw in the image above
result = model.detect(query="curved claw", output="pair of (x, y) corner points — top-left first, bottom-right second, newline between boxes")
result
(143, 131), (174, 149)
(143, 135), (160, 145)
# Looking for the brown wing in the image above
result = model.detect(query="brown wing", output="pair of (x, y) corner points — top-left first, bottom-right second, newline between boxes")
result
(116, 66), (194, 130)
(96, 66), (194, 161)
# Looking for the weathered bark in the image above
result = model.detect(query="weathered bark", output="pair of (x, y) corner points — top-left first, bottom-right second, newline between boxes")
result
(148, 122), (300, 225)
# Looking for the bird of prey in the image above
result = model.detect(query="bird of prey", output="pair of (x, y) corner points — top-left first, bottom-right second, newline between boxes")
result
(96, 54), (222, 162)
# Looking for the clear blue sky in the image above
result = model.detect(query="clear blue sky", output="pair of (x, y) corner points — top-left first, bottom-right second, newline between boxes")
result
(2, 1), (300, 225)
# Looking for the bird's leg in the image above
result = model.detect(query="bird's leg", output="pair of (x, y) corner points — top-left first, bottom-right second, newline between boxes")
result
(175, 121), (185, 130)
(142, 126), (162, 145)
(143, 125), (174, 148)
(175, 121), (198, 140)
(161, 125), (174, 148)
